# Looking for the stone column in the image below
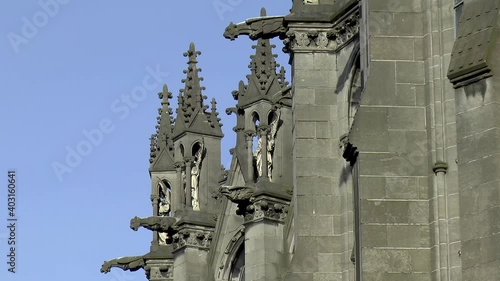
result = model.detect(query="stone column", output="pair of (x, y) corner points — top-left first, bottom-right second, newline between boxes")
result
(283, 22), (343, 281)
(174, 161), (184, 210)
(243, 194), (289, 281)
(171, 222), (214, 281)
(258, 125), (270, 180)
(184, 157), (194, 209)
(151, 194), (160, 247)
(245, 130), (255, 183)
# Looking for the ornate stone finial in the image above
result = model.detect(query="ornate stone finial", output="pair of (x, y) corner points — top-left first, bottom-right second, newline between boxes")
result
(180, 42), (204, 120)
(155, 85), (175, 153)
(172, 43), (223, 138)
(209, 98), (223, 129)
(260, 7), (266, 17)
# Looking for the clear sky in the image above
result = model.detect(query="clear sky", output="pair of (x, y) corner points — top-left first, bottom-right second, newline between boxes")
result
(0, 1), (291, 280)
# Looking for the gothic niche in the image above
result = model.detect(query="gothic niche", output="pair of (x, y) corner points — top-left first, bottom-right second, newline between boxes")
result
(179, 143), (187, 205)
(252, 109), (281, 181)
(191, 140), (205, 211)
(252, 112), (261, 180)
(158, 180), (172, 245)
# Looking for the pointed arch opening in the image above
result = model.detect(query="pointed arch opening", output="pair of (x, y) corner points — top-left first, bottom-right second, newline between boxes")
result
(191, 140), (205, 211)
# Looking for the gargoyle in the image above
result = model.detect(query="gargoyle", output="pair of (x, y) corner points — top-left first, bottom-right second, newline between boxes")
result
(100, 255), (145, 273)
(223, 8), (286, 40)
(130, 216), (177, 232)
(219, 185), (257, 204)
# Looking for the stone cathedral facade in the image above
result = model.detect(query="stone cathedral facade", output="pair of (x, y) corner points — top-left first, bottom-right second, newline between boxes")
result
(100, 0), (500, 280)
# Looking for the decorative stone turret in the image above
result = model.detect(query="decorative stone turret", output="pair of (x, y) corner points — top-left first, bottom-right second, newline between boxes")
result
(225, 10), (292, 189)
(222, 10), (293, 280)
(168, 42), (223, 217)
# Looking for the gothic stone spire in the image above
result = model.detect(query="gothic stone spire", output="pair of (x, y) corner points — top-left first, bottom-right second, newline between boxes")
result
(150, 84), (176, 172)
(232, 23), (289, 108)
(173, 43), (223, 139)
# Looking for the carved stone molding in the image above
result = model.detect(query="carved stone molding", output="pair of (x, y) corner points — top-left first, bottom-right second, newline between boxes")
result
(284, 10), (360, 53)
(243, 194), (289, 223)
(145, 261), (174, 281)
(217, 228), (245, 279)
(432, 161), (448, 174)
(171, 225), (214, 252)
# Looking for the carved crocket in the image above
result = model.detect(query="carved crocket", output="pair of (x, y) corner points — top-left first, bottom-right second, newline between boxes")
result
(130, 216), (177, 232)
(100, 256), (145, 273)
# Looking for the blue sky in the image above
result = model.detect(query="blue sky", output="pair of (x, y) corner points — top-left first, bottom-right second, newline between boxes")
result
(0, 1), (291, 280)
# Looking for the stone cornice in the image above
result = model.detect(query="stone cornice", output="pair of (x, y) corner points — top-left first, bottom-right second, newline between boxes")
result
(144, 259), (174, 281)
(171, 224), (214, 252)
(243, 193), (290, 224)
(220, 182), (291, 224)
(284, 9), (360, 53)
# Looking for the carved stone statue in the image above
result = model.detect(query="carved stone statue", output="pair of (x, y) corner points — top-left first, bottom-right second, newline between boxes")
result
(158, 180), (171, 216)
(254, 135), (263, 177)
(100, 256), (145, 273)
(191, 140), (205, 210)
(181, 169), (186, 204)
(157, 180), (171, 244)
(267, 110), (281, 179)
(223, 8), (286, 40)
(130, 216), (177, 232)
(253, 111), (281, 179)
(219, 185), (256, 203)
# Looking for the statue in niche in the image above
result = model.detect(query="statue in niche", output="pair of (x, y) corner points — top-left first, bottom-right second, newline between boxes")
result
(267, 110), (281, 180)
(191, 140), (205, 210)
(157, 180), (171, 245)
(158, 180), (171, 216)
(181, 169), (186, 205)
(254, 134), (263, 178)
(253, 110), (281, 179)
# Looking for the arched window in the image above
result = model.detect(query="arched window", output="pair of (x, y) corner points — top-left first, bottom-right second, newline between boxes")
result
(229, 245), (245, 281)
(180, 143), (185, 158)
(158, 180), (171, 217)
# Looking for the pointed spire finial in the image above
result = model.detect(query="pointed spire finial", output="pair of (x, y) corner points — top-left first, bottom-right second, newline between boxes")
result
(172, 43), (224, 139)
(152, 84), (175, 156)
(260, 7), (267, 17)
(184, 42), (201, 64)
(211, 98), (217, 111)
(160, 84), (173, 105)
